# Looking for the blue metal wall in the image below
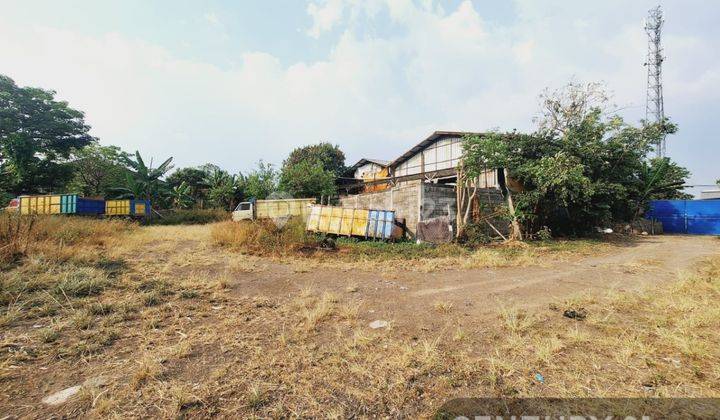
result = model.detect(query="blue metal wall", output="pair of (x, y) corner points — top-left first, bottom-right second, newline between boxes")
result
(647, 200), (720, 235)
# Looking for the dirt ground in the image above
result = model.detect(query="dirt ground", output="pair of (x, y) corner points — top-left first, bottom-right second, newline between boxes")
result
(201, 233), (720, 328)
(2, 225), (719, 418)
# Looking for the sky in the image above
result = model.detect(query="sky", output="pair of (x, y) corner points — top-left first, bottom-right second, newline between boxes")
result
(1, 0), (718, 192)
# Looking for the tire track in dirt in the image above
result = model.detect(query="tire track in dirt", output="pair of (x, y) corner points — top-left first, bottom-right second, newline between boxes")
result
(408, 235), (720, 309)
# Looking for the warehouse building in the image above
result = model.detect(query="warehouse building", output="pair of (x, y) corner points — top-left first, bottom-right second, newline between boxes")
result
(339, 131), (506, 237)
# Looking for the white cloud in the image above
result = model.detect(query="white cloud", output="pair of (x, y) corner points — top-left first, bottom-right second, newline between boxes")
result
(306, 0), (345, 39)
(0, 0), (718, 182)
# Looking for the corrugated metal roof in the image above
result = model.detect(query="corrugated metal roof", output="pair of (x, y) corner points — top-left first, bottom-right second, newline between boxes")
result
(387, 131), (486, 168)
(348, 158), (390, 171)
(700, 190), (720, 200)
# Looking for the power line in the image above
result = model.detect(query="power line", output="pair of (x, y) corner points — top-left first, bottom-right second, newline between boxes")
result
(644, 5), (667, 158)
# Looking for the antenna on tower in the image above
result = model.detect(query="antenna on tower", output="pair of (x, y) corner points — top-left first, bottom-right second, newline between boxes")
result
(644, 5), (666, 158)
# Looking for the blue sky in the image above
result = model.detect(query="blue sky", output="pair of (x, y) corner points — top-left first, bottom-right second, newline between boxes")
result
(1, 0), (718, 192)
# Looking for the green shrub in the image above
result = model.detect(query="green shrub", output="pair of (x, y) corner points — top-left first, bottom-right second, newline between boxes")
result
(458, 222), (493, 247)
(0, 191), (12, 208)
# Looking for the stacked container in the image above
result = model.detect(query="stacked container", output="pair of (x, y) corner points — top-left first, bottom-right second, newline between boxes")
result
(306, 205), (402, 240)
(105, 199), (151, 217)
(19, 194), (104, 216)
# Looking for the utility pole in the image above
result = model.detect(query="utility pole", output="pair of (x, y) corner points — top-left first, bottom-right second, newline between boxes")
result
(645, 6), (666, 158)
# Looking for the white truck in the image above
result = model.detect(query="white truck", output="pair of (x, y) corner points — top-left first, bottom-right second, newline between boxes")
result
(232, 198), (316, 222)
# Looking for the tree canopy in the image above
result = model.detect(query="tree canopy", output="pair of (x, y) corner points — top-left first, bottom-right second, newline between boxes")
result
(245, 161), (278, 200)
(279, 143), (345, 200)
(67, 144), (130, 197)
(282, 142), (346, 177)
(279, 159), (336, 199)
(0, 75), (95, 195)
(460, 82), (688, 237)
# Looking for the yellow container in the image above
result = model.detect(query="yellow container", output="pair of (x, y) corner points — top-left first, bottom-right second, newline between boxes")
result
(306, 205), (370, 237)
(350, 209), (369, 236)
(255, 198), (315, 220)
(19, 195), (62, 215)
(134, 202), (147, 216)
(105, 199), (131, 216)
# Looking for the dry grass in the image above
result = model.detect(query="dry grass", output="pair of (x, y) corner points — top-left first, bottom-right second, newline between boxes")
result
(264, 239), (607, 273)
(484, 258), (720, 398)
(0, 213), (136, 267)
(210, 218), (608, 271)
(433, 301), (454, 313)
(1, 218), (718, 417)
(211, 218), (319, 256)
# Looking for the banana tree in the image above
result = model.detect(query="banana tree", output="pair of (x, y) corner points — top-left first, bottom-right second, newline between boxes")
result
(171, 181), (193, 209)
(111, 151), (173, 204)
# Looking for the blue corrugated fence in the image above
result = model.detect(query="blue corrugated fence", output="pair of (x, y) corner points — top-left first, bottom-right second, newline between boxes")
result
(647, 200), (720, 235)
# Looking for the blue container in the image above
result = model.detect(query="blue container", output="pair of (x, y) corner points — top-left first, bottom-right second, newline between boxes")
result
(647, 200), (720, 235)
(131, 200), (152, 217)
(366, 209), (396, 239)
(60, 194), (105, 215)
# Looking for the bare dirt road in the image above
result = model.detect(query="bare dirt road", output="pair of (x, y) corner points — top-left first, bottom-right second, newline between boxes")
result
(222, 234), (720, 333)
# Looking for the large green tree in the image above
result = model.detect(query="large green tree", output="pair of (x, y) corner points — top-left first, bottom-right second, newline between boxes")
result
(279, 142), (345, 199)
(0, 75), (95, 194)
(282, 143), (346, 177)
(279, 159), (336, 199)
(67, 144), (130, 197)
(244, 161), (277, 200)
(460, 82), (688, 237)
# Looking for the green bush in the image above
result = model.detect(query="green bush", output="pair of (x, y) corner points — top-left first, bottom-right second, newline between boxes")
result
(0, 191), (12, 208)
(457, 222), (493, 247)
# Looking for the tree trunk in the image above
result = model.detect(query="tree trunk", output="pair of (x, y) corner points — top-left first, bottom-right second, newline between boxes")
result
(455, 165), (466, 238)
(503, 168), (523, 241)
(463, 176), (478, 228)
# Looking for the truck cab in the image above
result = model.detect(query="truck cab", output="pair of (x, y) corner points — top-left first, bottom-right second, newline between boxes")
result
(3, 198), (19, 212)
(232, 200), (255, 221)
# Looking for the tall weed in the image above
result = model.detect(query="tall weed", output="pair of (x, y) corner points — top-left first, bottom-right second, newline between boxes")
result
(212, 218), (319, 255)
(0, 213), (36, 265)
(0, 213), (135, 266)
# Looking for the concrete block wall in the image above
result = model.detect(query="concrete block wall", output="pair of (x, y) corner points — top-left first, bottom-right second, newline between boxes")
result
(339, 181), (422, 235)
(422, 184), (457, 221)
(339, 182), (509, 238)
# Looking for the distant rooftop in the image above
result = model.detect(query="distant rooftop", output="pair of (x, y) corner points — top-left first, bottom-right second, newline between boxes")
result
(348, 158), (390, 171)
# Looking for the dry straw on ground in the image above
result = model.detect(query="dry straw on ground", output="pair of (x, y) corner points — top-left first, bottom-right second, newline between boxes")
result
(1, 218), (716, 417)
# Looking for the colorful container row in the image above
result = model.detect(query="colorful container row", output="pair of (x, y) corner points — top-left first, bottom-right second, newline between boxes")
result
(105, 199), (151, 217)
(306, 205), (402, 240)
(17, 195), (150, 217)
